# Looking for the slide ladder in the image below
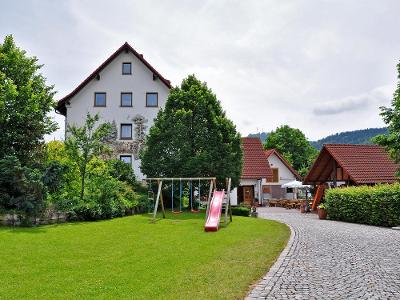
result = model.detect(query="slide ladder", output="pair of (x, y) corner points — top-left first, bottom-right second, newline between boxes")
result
(204, 190), (225, 232)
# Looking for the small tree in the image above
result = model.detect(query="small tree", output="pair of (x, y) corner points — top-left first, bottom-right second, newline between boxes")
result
(141, 75), (242, 187)
(0, 35), (57, 164)
(64, 113), (112, 200)
(374, 61), (400, 175)
(264, 125), (318, 176)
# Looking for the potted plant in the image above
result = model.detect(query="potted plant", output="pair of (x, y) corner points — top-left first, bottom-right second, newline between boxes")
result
(317, 203), (327, 220)
(300, 200), (307, 213)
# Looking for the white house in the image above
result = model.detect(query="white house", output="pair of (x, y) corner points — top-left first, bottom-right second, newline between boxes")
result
(230, 138), (273, 206)
(56, 42), (171, 179)
(264, 149), (301, 199)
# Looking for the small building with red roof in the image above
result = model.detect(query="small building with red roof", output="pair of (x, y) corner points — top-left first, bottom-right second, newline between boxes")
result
(232, 138), (273, 205)
(304, 144), (399, 186)
(264, 149), (301, 199)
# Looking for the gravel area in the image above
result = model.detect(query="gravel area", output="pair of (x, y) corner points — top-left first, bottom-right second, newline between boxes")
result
(246, 207), (400, 300)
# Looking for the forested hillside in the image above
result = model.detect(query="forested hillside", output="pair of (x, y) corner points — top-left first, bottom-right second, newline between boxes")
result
(247, 132), (269, 143)
(248, 127), (388, 149)
(310, 128), (388, 149)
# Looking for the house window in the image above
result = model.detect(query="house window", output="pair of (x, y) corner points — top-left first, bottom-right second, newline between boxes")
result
(120, 155), (132, 165)
(120, 124), (132, 139)
(94, 92), (106, 107)
(286, 188), (294, 193)
(146, 92), (158, 107)
(122, 62), (132, 75)
(272, 168), (279, 182)
(121, 92), (132, 107)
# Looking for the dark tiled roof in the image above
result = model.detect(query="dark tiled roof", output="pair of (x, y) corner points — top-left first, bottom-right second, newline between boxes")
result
(265, 149), (301, 180)
(304, 144), (399, 184)
(55, 42), (171, 115)
(241, 137), (273, 180)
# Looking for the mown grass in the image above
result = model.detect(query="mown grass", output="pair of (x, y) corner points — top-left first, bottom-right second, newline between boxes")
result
(0, 213), (289, 299)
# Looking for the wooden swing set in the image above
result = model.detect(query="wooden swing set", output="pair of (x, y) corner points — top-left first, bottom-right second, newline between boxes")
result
(145, 177), (232, 227)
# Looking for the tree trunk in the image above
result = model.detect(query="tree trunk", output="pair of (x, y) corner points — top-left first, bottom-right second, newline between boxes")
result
(80, 167), (86, 200)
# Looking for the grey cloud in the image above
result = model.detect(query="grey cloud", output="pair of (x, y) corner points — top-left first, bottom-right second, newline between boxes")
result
(312, 85), (393, 116)
(313, 96), (371, 115)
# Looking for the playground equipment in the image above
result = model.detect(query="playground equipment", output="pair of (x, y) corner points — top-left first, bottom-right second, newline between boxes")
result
(145, 177), (216, 221)
(204, 178), (232, 231)
(145, 177), (232, 231)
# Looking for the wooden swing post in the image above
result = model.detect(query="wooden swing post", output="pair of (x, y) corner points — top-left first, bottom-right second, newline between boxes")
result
(224, 178), (232, 225)
(152, 180), (166, 222)
(205, 179), (214, 219)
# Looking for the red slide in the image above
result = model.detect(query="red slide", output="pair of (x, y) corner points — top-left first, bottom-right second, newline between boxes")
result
(204, 190), (225, 232)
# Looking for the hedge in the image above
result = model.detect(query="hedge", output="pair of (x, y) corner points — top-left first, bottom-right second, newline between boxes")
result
(325, 183), (400, 227)
(231, 206), (250, 217)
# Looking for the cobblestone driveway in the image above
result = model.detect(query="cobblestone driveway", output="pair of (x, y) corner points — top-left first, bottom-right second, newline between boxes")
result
(247, 207), (400, 300)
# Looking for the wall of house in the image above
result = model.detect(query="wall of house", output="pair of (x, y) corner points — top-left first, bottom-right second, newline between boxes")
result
(65, 51), (170, 179)
(230, 188), (238, 206)
(230, 178), (268, 206)
(266, 154), (298, 199)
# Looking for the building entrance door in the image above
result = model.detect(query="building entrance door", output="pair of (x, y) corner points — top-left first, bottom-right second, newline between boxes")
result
(243, 186), (254, 205)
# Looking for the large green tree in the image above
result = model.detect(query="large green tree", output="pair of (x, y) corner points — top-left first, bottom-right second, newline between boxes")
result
(140, 75), (242, 187)
(0, 35), (57, 164)
(264, 125), (318, 177)
(374, 61), (400, 175)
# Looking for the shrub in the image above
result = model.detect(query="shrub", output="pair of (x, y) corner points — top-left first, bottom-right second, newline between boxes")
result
(44, 141), (81, 212)
(231, 206), (250, 217)
(106, 159), (136, 187)
(0, 156), (45, 225)
(73, 159), (137, 221)
(325, 184), (400, 227)
(136, 192), (152, 213)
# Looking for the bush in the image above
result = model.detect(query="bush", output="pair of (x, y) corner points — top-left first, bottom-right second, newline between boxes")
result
(73, 159), (137, 221)
(136, 192), (152, 213)
(231, 206), (250, 217)
(0, 156), (45, 225)
(106, 159), (136, 187)
(325, 184), (400, 227)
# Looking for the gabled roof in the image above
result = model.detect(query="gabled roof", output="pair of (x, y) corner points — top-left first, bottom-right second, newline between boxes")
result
(55, 42), (171, 115)
(265, 149), (301, 180)
(304, 144), (399, 184)
(241, 137), (273, 180)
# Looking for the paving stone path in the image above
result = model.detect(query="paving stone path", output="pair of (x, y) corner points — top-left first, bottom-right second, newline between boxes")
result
(247, 207), (400, 300)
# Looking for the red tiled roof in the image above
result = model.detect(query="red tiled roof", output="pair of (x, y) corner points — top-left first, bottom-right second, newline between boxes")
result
(55, 42), (171, 115)
(304, 144), (399, 184)
(241, 137), (273, 180)
(265, 149), (301, 180)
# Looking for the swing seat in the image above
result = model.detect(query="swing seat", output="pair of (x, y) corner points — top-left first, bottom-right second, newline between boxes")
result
(172, 210), (183, 214)
(190, 209), (201, 213)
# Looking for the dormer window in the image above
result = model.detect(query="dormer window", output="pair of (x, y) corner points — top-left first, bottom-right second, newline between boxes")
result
(122, 62), (132, 75)
(94, 92), (106, 107)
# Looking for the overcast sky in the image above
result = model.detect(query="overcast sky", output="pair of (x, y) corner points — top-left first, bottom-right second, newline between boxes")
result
(1, 0), (400, 141)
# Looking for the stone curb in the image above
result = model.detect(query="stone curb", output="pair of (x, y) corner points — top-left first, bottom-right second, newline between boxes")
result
(245, 220), (296, 299)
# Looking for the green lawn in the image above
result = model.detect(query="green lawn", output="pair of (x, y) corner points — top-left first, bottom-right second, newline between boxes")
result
(0, 213), (289, 300)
